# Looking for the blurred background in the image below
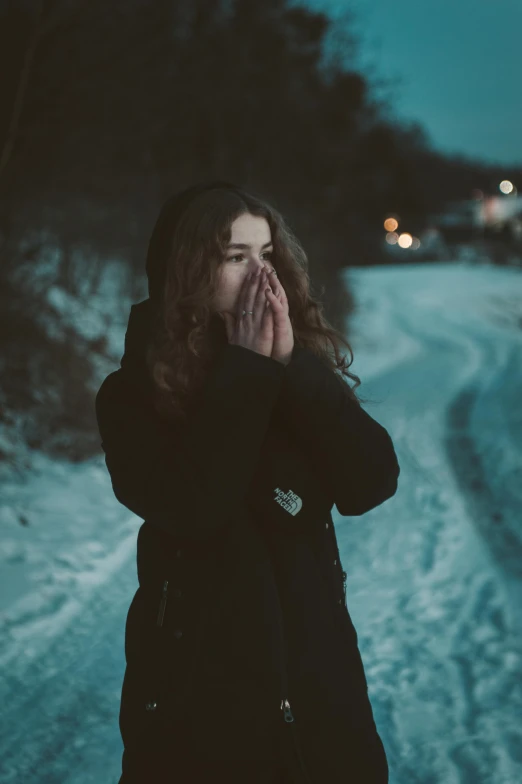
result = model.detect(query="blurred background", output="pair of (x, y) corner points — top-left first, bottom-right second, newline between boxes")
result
(0, 1), (521, 782)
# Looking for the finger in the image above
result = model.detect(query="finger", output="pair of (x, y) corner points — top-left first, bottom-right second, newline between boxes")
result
(265, 288), (286, 324)
(262, 298), (274, 325)
(274, 278), (287, 305)
(266, 292), (288, 332)
(239, 270), (252, 298)
(266, 291), (285, 316)
(239, 270), (255, 316)
(237, 272), (250, 320)
(255, 268), (270, 326)
(267, 272), (286, 305)
(237, 269), (257, 320)
(256, 268), (271, 312)
(246, 268), (264, 317)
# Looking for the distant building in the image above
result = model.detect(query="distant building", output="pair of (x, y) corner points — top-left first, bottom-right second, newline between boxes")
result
(478, 194), (522, 241)
(430, 196), (522, 244)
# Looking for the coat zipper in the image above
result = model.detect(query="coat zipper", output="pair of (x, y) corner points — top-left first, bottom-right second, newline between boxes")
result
(277, 608), (314, 784)
(157, 579), (169, 626)
(280, 693), (314, 783)
(151, 575), (314, 784)
(342, 570), (347, 606)
(145, 579), (170, 712)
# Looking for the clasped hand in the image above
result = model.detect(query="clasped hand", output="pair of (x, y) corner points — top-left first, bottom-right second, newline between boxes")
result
(264, 267), (294, 366)
(220, 265), (294, 365)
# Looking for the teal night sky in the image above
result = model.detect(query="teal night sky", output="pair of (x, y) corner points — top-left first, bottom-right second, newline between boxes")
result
(301, 0), (522, 168)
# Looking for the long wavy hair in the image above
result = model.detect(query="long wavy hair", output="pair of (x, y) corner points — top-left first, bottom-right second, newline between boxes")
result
(145, 180), (367, 425)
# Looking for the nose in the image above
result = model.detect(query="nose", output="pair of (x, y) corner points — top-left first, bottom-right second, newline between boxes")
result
(250, 260), (272, 275)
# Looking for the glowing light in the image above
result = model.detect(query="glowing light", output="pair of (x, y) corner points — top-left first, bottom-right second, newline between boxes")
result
(385, 232), (399, 245)
(499, 180), (514, 194)
(411, 237), (421, 250)
(398, 233), (413, 248)
(384, 217), (398, 232)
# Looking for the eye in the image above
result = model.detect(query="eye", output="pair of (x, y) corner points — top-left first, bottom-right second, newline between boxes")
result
(227, 250), (273, 263)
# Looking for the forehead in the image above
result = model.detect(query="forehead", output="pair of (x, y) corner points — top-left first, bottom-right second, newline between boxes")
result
(229, 213), (271, 243)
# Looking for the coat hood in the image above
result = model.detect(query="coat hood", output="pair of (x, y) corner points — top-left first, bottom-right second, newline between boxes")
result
(120, 298), (229, 376)
(145, 180), (243, 304)
(120, 298), (157, 373)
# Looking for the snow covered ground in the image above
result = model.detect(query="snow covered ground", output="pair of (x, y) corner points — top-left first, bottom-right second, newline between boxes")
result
(1, 260), (521, 783)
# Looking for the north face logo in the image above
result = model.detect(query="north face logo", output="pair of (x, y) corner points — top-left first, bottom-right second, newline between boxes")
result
(274, 487), (302, 516)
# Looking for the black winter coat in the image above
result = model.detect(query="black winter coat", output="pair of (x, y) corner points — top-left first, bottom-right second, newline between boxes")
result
(95, 299), (400, 783)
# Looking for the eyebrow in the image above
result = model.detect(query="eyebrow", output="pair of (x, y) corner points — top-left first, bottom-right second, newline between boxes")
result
(227, 241), (273, 250)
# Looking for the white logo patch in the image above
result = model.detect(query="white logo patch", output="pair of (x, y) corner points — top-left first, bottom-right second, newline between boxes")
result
(274, 487), (302, 516)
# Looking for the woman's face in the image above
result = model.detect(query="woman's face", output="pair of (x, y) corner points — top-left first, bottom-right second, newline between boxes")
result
(213, 212), (275, 317)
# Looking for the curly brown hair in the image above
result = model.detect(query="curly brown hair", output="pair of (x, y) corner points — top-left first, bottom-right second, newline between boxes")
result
(145, 179), (366, 425)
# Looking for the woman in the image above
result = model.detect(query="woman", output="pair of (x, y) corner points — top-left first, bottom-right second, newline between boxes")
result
(95, 179), (400, 783)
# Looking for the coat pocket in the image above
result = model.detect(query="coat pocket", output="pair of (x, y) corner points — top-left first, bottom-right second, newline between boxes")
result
(120, 579), (180, 745)
(140, 574), (205, 720)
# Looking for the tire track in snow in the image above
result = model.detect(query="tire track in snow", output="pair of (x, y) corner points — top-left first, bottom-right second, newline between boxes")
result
(391, 305), (522, 622)
(340, 297), (522, 784)
(0, 537), (138, 784)
(444, 345), (522, 583)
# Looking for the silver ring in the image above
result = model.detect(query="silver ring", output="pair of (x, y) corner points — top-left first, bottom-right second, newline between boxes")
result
(242, 310), (254, 317)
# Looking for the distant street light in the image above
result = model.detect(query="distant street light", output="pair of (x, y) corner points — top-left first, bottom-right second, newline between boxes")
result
(398, 233), (413, 248)
(384, 217), (398, 232)
(499, 180), (514, 194)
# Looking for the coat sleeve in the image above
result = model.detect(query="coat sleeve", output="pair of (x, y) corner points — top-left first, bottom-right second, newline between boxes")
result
(273, 346), (400, 516)
(95, 344), (285, 543)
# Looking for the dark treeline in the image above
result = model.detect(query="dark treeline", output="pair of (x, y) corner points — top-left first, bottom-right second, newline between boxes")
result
(0, 0), (519, 463)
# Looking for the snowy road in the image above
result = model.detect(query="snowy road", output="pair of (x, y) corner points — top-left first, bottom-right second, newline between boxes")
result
(0, 464), (139, 784)
(339, 263), (522, 784)
(0, 262), (521, 783)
